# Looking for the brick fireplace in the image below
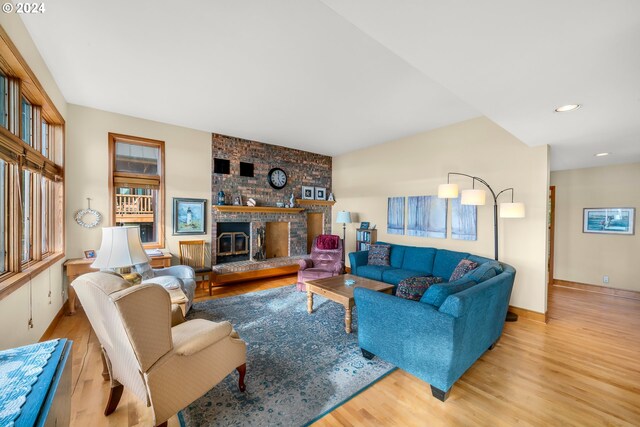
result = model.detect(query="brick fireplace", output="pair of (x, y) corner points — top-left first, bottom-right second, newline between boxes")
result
(211, 133), (333, 269)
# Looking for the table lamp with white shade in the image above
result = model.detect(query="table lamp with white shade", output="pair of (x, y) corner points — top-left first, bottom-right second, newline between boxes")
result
(92, 226), (150, 284)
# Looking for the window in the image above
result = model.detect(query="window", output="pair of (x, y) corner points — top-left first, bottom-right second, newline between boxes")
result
(109, 133), (165, 248)
(0, 29), (65, 294)
(0, 160), (6, 274)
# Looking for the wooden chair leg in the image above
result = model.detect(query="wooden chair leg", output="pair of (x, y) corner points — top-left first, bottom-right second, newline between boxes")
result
(208, 274), (213, 296)
(237, 363), (246, 392)
(104, 383), (124, 415)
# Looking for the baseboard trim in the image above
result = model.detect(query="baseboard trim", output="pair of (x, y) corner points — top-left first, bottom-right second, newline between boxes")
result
(39, 304), (65, 342)
(553, 279), (640, 301)
(508, 305), (547, 323)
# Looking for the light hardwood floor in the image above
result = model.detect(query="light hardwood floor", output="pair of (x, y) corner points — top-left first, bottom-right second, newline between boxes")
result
(45, 276), (640, 426)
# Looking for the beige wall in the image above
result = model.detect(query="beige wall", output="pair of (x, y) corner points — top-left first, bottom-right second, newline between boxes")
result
(66, 104), (212, 262)
(551, 163), (640, 291)
(0, 16), (67, 349)
(332, 117), (550, 313)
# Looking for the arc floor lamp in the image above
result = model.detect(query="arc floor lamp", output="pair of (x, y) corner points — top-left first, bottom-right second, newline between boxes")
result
(438, 172), (525, 321)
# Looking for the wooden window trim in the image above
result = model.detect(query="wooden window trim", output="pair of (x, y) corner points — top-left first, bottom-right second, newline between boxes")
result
(0, 24), (65, 299)
(108, 132), (165, 249)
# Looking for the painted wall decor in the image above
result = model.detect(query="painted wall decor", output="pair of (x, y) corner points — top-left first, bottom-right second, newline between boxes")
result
(173, 198), (207, 235)
(406, 196), (447, 238)
(583, 208), (635, 235)
(451, 196), (478, 240)
(387, 197), (405, 235)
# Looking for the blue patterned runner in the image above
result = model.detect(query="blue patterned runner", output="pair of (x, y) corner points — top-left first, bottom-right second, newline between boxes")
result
(0, 339), (59, 427)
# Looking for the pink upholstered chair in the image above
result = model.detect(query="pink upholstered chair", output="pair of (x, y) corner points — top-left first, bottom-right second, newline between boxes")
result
(297, 235), (344, 291)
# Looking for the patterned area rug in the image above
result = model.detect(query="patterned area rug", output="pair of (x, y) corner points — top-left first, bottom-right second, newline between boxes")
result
(180, 285), (395, 427)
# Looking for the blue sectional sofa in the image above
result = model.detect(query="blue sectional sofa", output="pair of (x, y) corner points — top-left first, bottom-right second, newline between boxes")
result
(349, 243), (515, 401)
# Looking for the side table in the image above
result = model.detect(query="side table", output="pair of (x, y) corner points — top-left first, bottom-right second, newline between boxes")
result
(63, 254), (172, 315)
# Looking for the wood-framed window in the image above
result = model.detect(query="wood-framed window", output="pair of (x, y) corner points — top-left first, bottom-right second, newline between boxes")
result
(109, 133), (165, 249)
(0, 26), (65, 298)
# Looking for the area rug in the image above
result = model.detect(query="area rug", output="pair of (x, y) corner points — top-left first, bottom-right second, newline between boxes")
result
(179, 285), (395, 426)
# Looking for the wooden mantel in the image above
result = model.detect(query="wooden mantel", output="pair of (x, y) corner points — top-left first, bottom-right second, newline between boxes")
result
(295, 199), (336, 207)
(214, 205), (305, 214)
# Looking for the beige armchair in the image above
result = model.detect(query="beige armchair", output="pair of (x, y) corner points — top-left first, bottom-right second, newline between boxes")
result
(72, 272), (247, 427)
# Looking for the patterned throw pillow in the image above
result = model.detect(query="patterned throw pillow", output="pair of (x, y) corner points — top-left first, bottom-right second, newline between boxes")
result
(449, 259), (479, 282)
(367, 244), (391, 266)
(396, 276), (444, 301)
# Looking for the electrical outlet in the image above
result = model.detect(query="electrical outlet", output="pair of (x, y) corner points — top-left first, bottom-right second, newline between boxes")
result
(603, 275), (609, 284)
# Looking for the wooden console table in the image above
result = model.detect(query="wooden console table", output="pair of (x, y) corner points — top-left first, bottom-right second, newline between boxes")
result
(64, 254), (172, 315)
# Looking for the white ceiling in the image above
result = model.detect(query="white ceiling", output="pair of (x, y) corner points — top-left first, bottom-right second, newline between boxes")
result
(19, 0), (640, 170)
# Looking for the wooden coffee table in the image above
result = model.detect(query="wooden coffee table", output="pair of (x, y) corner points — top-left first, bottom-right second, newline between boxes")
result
(305, 274), (394, 333)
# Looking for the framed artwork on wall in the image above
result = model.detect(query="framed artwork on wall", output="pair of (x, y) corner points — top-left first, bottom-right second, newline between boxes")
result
(302, 186), (315, 200)
(583, 207), (635, 235)
(315, 187), (326, 200)
(173, 198), (207, 235)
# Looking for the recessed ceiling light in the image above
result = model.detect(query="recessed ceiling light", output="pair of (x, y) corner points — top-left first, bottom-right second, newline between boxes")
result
(554, 104), (581, 112)
(594, 152), (610, 157)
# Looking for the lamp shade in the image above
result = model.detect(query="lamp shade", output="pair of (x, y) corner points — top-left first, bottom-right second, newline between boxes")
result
(437, 183), (459, 199)
(91, 226), (150, 269)
(461, 189), (486, 205)
(500, 202), (526, 218)
(336, 211), (352, 224)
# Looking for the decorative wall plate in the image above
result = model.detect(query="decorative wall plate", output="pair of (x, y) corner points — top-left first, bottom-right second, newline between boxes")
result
(74, 198), (102, 228)
(75, 208), (102, 228)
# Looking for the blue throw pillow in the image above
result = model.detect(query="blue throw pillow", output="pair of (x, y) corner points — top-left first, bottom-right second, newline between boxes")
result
(420, 279), (477, 308)
(464, 260), (501, 283)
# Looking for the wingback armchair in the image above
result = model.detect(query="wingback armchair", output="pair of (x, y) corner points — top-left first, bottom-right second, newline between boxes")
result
(296, 235), (344, 291)
(72, 272), (247, 427)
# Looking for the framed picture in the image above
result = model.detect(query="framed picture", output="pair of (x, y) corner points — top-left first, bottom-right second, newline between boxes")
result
(173, 198), (207, 235)
(232, 194), (243, 206)
(302, 186), (315, 200)
(359, 221), (370, 230)
(84, 249), (96, 259)
(583, 208), (635, 235)
(315, 187), (326, 200)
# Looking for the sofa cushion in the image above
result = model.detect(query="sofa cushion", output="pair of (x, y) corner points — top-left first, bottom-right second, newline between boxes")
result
(464, 260), (501, 283)
(382, 268), (430, 286)
(433, 249), (470, 279)
(367, 244), (391, 266)
(389, 244), (406, 268)
(135, 262), (155, 281)
(420, 278), (477, 308)
(401, 247), (436, 274)
(449, 259), (479, 282)
(357, 265), (394, 281)
(396, 276), (444, 301)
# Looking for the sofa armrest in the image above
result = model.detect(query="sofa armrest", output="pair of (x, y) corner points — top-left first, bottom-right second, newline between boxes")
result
(331, 260), (344, 274)
(298, 258), (313, 270)
(154, 265), (195, 280)
(348, 251), (369, 275)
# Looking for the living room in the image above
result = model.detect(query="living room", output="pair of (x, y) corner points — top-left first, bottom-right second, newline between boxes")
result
(0, 2), (639, 426)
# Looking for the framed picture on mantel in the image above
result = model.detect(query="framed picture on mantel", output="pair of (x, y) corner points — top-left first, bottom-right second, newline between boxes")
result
(173, 198), (207, 235)
(302, 186), (315, 200)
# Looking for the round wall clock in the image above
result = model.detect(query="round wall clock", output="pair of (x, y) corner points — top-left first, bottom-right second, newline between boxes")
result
(267, 167), (288, 189)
